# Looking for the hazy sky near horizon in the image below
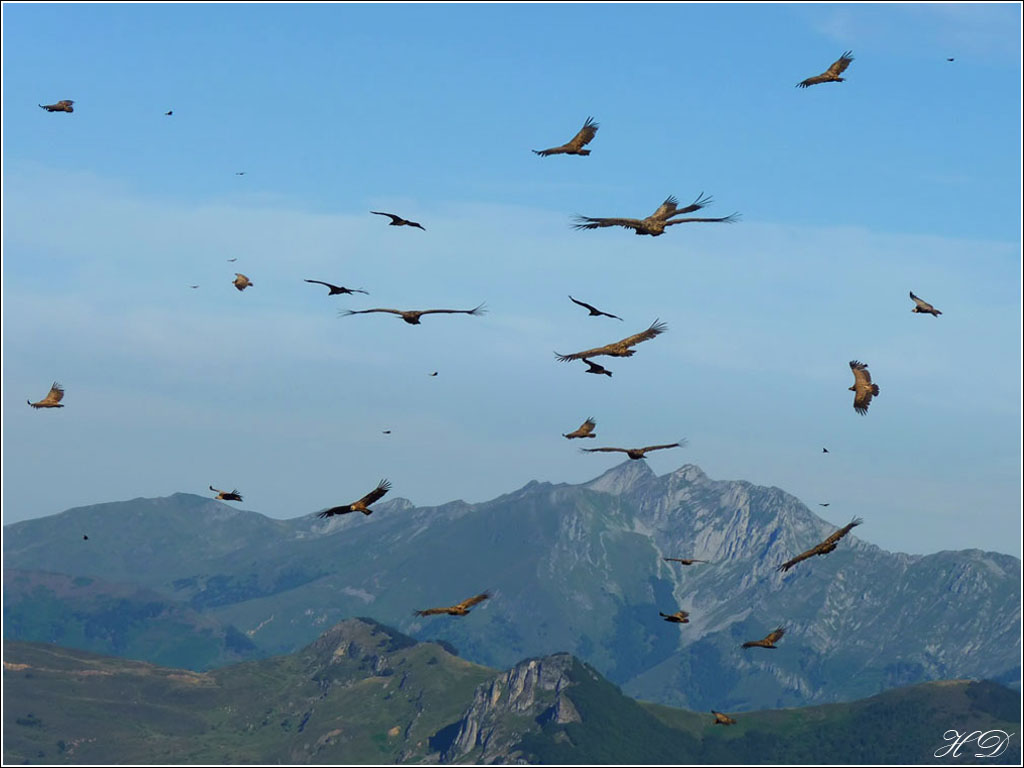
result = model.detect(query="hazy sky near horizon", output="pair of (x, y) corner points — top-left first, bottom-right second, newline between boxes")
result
(3, 4), (1021, 556)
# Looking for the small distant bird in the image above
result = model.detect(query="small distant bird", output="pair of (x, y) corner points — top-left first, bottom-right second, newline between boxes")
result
(533, 116), (599, 156)
(778, 517), (863, 573)
(909, 291), (942, 317)
(83, 535), (89, 541)
(849, 361), (879, 415)
(189, 285), (199, 289)
(317, 479), (391, 518)
(663, 557), (708, 566)
(429, 371), (438, 377)
(581, 358), (613, 377)
(581, 440), (686, 461)
(569, 295), (622, 321)
(382, 430), (392, 434)
(341, 303), (486, 325)
(235, 172), (246, 176)
(573, 193), (738, 237)
(712, 711), (737, 726)
(304, 279), (369, 296)
(164, 110), (173, 116)
(947, 57), (955, 62)
(209, 486), (243, 502)
(563, 417), (597, 440)
(556, 319), (667, 362)
(660, 610), (690, 624)
(796, 51), (854, 88)
(742, 626), (785, 649)
(414, 592), (491, 617)
(39, 100), (74, 113)
(227, 258), (238, 262)
(233, 273), (253, 291)
(371, 211), (425, 230)
(28, 382), (65, 409)
(818, 503), (830, 507)
(822, 448), (829, 453)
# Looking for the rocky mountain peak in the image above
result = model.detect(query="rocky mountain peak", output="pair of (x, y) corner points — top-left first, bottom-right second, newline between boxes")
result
(583, 459), (655, 495)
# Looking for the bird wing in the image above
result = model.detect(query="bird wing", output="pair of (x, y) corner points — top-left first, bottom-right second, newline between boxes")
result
(619, 319), (669, 349)
(454, 592), (491, 611)
(566, 116), (599, 150)
(555, 345), (615, 362)
(371, 211), (402, 223)
(341, 308), (404, 317)
(665, 213), (741, 226)
(305, 279), (339, 290)
(765, 627), (786, 644)
(209, 485), (223, 494)
(909, 291), (937, 312)
(318, 505), (352, 518)
(827, 51), (854, 77)
(533, 144), (571, 157)
(418, 303), (487, 317)
(580, 447), (629, 454)
(639, 440), (686, 453)
(579, 418), (596, 436)
(572, 216), (644, 232)
(650, 196), (682, 220)
(820, 517), (863, 548)
(668, 192), (715, 216)
(354, 479), (391, 508)
(44, 383), (65, 404)
(569, 295), (600, 313)
(778, 546), (817, 572)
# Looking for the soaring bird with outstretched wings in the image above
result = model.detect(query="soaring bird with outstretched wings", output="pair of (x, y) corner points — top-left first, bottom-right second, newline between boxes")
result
(909, 291), (942, 317)
(663, 557), (708, 566)
(233, 273), (253, 291)
(569, 295), (622, 321)
(563, 418), (597, 439)
(39, 100), (74, 113)
(556, 319), (667, 362)
(27, 382), (65, 409)
(414, 592), (491, 617)
(209, 486), (243, 502)
(659, 610), (690, 624)
(371, 211), (425, 230)
(573, 193), (739, 237)
(742, 627), (785, 649)
(317, 479), (391, 518)
(581, 358), (613, 377)
(849, 360), (879, 415)
(712, 710), (737, 726)
(341, 303), (486, 325)
(778, 517), (863, 573)
(533, 116), (599, 156)
(304, 280), (368, 296)
(797, 51), (854, 88)
(581, 440), (686, 460)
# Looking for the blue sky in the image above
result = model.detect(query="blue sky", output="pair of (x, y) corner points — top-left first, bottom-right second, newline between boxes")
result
(3, 3), (1021, 556)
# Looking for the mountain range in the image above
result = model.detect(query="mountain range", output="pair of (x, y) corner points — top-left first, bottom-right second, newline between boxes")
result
(4, 462), (1019, 712)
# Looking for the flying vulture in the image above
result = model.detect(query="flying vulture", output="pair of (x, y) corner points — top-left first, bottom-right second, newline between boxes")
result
(227, 258), (238, 262)
(533, 116), (599, 156)
(796, 51), (854, 88)
(556, 319), (667, 362)
(660, 610), (690, 624)
(233, 273), (253, 291)
(581, 440), (686, 460)
(581, 358), (613, 377)
(317, 479), (391, 518)
(663, 557), (708, 566)
(165, 110), (173, 116)
(822, 448), (829, 453)
(189, 285), (199, 289)
(429, 371), (438, 377)
(849, 361), (879, 415)
(414, 592), (491, 617)
(235, 172), (246, 176)
(341, 303), (486, 325)
(573, 193), (739, 237)
(27, 382), (65, 409)
(712, 711), (737, 726)
(778, 517), (862, 573)
(563, 418), (597, 439)
(818, 503), (830, 507)
(304, 279), (369, 296)
(371, 211), (425, 230)
(909, 291), (942, 317)
(569, 295), (622, 321)
(39, 100), (74, 113)
(742, 626), (785, 649)
(209, 486), (243, 502)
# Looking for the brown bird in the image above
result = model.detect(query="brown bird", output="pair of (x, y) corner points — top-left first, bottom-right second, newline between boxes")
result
(660, 610), (690, 624)
(563, 417), (597, 439)
(533, 116), (599, 156)
(711, 710), (737, 726)
(414, 592), (491, 617)
(742, 626), (785, 649)
(304, 279), (369, 296)
(849, 360), (879, 415)
(796, 51), (854, 88)
(573, 193), (739, 237)
(341, 303), (486, 325)
(556, 319), (667, 362)
(233, 273), (253, 291)
(317, 479), (391, 518)
(581, 440), (686, 460)
(663, 557), (708, 566)
(27, 382), (65, 409)
(569, 295), (622, 321)
(581, 358), (613, 377)
(778, 517), (862, 573)
(371, 211), (425, 230)
(909, 291), (942, 317)
(209, 486), (243, 502)
(39, 100), (74, 113)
